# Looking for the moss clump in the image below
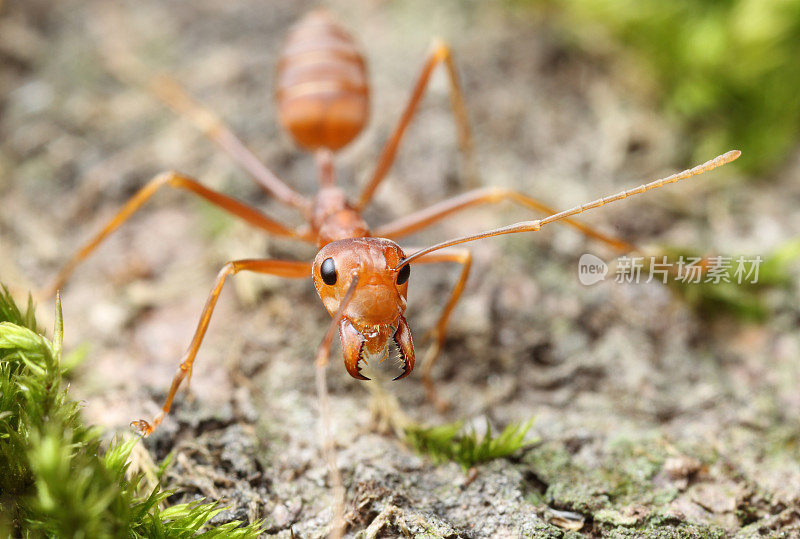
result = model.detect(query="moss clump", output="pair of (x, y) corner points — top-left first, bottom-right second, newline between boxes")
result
(513, 0), (800, 175)
(0, 286), (264, 537)
(405, 419), (535, 471)
(660, 238), (800, 321)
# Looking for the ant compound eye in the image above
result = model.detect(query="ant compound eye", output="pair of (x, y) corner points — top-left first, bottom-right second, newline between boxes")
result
(396, 264), (410, 285)
(320, 257), (337, 285)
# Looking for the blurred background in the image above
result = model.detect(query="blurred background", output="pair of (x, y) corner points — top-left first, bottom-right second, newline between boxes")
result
(2, 0), (799, 535)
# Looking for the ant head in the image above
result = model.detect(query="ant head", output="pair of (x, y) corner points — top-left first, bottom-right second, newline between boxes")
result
(312, 237), (413, 381)
(313, 237), (410, 323)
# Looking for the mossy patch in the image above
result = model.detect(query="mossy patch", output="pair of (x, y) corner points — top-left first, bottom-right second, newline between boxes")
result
(0, 286), (265, 536)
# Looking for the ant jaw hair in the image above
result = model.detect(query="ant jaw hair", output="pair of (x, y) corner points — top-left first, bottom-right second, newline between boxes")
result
(396, 150), (741, 269)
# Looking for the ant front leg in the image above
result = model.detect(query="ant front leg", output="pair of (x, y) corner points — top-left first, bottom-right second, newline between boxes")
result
(356, 39), (476, 210)
(410, 248), (473, 411)
(132, 258), (310, 436)
(377, 187), (635, 253)
(43, 171), (311, 298)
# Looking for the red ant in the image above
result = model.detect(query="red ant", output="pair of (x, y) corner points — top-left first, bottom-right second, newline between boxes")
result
(43, 12), (739, 532)
(45, 8), (738, 434)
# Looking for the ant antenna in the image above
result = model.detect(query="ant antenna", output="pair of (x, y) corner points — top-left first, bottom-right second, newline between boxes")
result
(314, 273), (360, 539)
(396, 150), (741, 268)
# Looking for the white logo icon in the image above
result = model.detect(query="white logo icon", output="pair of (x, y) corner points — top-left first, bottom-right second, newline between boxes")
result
(578, 253), (608, 286)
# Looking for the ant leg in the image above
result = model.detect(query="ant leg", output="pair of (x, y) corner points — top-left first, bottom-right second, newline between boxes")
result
(146, 76), (311, 212)
(132, 258), (310, 436)
(377, 187), (635, 252)
(96, 22), (310, 212)
(356, 39), (475, 210)
(43, 171), (312, 298)
(410, 248), (472, 411)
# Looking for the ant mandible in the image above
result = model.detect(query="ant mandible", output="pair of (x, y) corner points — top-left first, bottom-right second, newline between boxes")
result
(44, 9), (739, 439)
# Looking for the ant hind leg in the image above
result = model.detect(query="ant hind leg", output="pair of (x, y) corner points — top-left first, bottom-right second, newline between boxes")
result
(356, 39), (477, 210)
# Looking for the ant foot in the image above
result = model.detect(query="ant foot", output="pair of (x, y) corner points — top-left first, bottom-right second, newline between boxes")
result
(130, 419), (154, 437)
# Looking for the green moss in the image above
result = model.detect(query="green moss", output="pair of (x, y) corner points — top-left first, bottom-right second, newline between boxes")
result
(510, 0), (800, 175)
(0, 285), (264, 536)
(661, 238), (800, 321)
(405, 419), (535, 471)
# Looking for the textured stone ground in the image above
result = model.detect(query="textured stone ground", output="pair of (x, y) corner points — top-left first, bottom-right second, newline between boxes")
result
(2, 0), (800, 536)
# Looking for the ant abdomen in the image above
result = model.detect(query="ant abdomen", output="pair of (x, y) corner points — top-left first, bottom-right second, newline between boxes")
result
(276, 9), (370, 152)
